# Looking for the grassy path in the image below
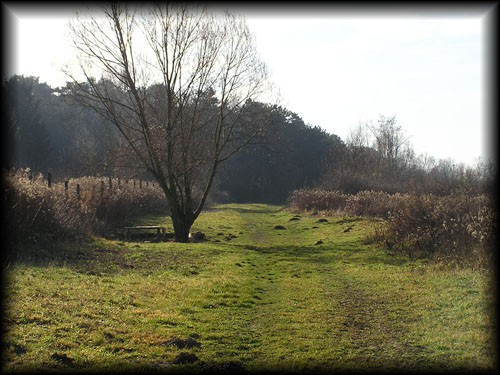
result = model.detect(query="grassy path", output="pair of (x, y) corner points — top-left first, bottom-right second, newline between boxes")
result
(3, 204), (495, 373)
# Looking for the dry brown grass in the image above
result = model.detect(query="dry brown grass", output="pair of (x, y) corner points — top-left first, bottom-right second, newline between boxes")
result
(4, 168), (168, 249)
(288, 188), (495, 267)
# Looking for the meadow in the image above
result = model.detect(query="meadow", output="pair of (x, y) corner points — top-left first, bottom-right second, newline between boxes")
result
(2, 204), (495, 373)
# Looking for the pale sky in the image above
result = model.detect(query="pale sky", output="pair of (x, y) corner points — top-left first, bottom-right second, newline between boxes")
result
(3, 3), (496, 166)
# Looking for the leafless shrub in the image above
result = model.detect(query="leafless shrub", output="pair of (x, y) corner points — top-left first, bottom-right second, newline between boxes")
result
(385, 190), (495, 266)
(288, 189), (407, 218)
(4, 169), (89, 244)
(3, 168), (168, 247)
(344, 190), (402, 218)
(288, 189), (348, 213)
(288, 187), (495, 267)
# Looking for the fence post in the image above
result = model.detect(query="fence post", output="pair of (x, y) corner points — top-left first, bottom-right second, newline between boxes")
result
(101, 181), (105, 199)
(109, 176), (112, 190)
(47, 172), (52, 188)
(76, 184), (81, 200)
(64, 181), (68, 197)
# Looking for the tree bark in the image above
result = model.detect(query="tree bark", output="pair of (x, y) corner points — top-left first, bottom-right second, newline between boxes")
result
(171, 213), (193, 243)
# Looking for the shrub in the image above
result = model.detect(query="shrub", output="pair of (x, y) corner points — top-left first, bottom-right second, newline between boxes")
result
(3, 168), (169, 249)
(3, 169), (92, 244)
(65, 175), (168, 230)
(288, 188), (406, 218)
(384, 190), (495, 265)
(288, 187), (495, 267)
(344, 190), (401, 218)
(288, 189), (348, 213)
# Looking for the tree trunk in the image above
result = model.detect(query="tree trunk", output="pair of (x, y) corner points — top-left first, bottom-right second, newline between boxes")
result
(170, 209), (195, 243)
(160, 185), (194, 243)
(171, 216), (190, 242)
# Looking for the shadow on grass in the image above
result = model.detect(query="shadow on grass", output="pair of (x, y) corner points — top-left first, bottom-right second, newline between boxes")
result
(5, 234), (408, 277)
(3, 236), (134, 275)
(5, 234), (222, 276)
(229, 242), (408, 267)
(208, 204), (284, 215)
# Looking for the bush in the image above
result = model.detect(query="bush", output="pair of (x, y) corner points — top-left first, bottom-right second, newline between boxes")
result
(3, 169), (91, 244)
(345, 190), (401, 218)
(67, 176), (168, 230)
(288, 189), (348, 213)
(384, 190), (495, 265)
(3, 168), (169, 248)
(288, 188), (407, 218)
(288, 187), (496, 267)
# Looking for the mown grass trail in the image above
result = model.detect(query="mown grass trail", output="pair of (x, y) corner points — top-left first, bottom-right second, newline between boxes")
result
(3, 204), (495, 373)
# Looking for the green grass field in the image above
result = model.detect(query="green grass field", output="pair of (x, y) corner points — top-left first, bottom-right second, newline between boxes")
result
(3, 204), (496, 373)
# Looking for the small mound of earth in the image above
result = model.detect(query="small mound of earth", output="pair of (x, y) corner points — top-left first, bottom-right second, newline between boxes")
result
(224, 234), (238, 241)
(289, 217), (300, 221)
(51, 353), (75, 367)
(202, 361), (247, 373)
(190, 232), (207, 242)
(274, 225), (286, 230)
(11, 344), (27, 355)
(317, 218), (328, 223)
(172, 352), (199, 364)
(164, 336), (201, 349)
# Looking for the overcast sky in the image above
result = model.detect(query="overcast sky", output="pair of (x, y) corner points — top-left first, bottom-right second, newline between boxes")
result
(3, 3), (496, 166)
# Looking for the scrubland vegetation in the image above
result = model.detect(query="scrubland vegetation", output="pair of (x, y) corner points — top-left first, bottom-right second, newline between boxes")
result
(5, 166), (495, 269)
(2, 167), (495, 372)
(3, 168), (167, 261)
(289, 188), (495, 268)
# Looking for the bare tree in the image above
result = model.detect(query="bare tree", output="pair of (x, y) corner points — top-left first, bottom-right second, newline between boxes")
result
(69, 4), (272, 241)
(345, 121), (371, 170)
(368, 114), (412, 179)
(346, 121), (370, 150)
(370, 116), (409, 163)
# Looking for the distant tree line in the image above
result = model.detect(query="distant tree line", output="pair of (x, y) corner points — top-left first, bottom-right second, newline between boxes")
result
(3, 75), (130, 178)
(2, 75), (495, 203)
(217, 107), (344, 203)
(319, 116), (496, 196)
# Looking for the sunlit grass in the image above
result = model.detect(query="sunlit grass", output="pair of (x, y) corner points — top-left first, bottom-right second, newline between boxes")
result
(3, 204), (495, 372)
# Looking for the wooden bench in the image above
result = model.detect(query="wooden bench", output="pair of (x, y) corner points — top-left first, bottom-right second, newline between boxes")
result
(124, 226), (166, 241)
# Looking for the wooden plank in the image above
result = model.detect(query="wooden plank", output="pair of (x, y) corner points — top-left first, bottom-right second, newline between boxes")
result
(124, 226), (164, 230)
(124, 225), (166, 241)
